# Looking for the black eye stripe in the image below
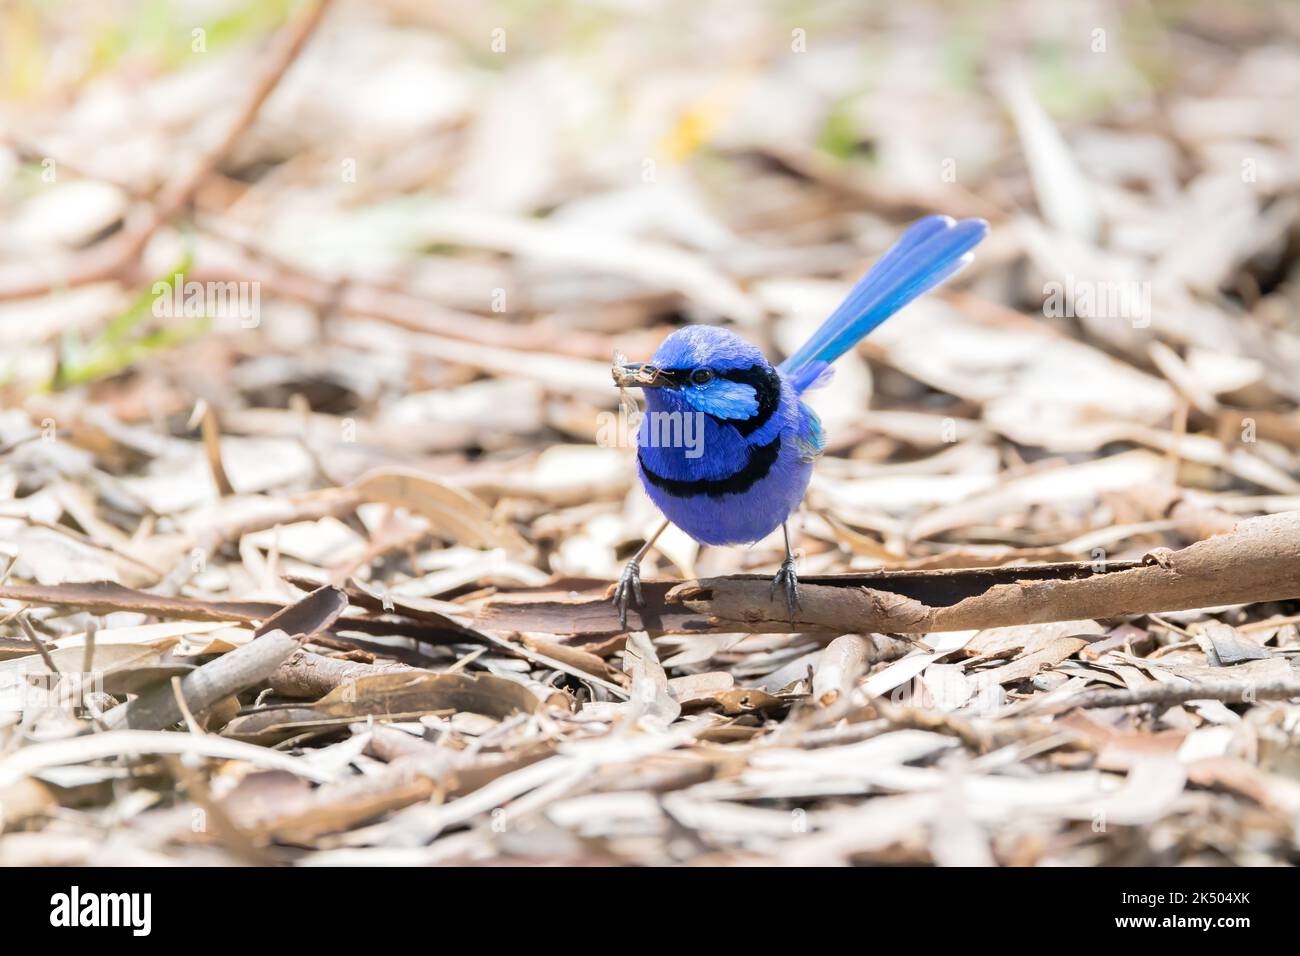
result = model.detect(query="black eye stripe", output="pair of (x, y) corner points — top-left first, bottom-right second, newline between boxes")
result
(651, 364), (782, 435)
(718, 365), (782, 436)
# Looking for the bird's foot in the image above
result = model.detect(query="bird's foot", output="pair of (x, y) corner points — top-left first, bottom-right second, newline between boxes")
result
(770, 555), (801, 622)
(612, 559), (644, 630)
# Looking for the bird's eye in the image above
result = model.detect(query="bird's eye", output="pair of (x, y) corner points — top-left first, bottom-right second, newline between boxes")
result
(690, 368), (714, 385)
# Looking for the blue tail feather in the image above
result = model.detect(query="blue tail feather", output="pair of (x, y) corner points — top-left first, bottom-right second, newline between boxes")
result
(779, 215), (988, 383)
(786, 359), (833, 394)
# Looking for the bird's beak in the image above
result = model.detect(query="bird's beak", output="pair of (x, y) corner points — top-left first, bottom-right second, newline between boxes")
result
(612, 362), (669, 388)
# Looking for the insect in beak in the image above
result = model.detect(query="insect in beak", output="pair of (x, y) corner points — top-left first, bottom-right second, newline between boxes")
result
(612, 363), (672, 388)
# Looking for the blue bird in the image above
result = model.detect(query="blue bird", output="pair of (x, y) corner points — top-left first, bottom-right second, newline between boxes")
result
(611, 214), (988, 628)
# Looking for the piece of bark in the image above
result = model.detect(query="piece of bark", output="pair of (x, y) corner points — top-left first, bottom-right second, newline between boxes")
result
(812, 635), (875, 706)
(520, 635), (626, 686)
(1192, 621), (1271, 666)
(482, 512), (1300, 636)
(970, 637), (1089, 688)
(1082, 623), (1154, 660)
(229, 670), (541, 746)
(224, 759), (437, 843)
(363, 724), (452, 765)
(668, 671), (734, 706)
(199, 403), (235, 497)
(253, 584), (348, 639)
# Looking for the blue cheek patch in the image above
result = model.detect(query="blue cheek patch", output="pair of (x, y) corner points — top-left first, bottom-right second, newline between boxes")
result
(681, 379), (759, 420)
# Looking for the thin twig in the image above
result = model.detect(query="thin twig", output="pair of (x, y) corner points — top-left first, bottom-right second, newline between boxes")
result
(198, 401), (236, 497)
(171, 676), (204, 735)
(1033, 679), (1300, 714)
(17, 613), (60, 676)
(81, 619), (97, 679)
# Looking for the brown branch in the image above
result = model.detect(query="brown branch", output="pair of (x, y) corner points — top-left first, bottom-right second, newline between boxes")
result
(479, 511), (1300, 637)
(0, 580), (285, 623)
(0, 579), (470, 647)
(154, 0), (334, 224)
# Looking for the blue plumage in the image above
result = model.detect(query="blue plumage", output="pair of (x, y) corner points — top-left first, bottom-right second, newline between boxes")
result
(611, 215), (988, 626)
(779, 215), (988, 375)
(635, 326), (812, 546)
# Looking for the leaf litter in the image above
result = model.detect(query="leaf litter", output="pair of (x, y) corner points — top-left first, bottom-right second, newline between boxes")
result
(0, 0), (1299, 866)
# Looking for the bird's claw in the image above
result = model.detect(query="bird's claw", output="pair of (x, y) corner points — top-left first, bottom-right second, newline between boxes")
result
(770, 556), (801, 622)
(613, 559), (644, 630)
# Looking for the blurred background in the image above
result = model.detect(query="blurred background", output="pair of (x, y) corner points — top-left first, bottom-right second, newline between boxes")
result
(1, 0), (1300, 865)
(1, 0), (1298, 586)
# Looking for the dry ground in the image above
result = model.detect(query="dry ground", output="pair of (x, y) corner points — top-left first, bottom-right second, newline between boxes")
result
(1, 0), (1299, 865)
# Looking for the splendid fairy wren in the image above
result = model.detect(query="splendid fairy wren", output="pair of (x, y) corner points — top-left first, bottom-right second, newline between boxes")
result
(611, 215), (988, 627)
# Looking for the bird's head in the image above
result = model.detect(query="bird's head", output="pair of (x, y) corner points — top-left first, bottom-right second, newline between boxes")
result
(612, 326), (778, 423)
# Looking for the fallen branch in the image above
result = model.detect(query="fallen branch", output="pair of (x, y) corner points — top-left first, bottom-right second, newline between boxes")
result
(102, 586), (347, 729)
(479, 511), (1300, 636)
(0, 579), (473, 646)
(102, 630), (298, 730)
(0, 580), (282, 623)
(269, 649), (413, 699)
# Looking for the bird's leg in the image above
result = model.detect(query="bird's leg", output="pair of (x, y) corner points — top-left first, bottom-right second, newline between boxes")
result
(613, 519), (670, 630)
(770, 522), (801, 621)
